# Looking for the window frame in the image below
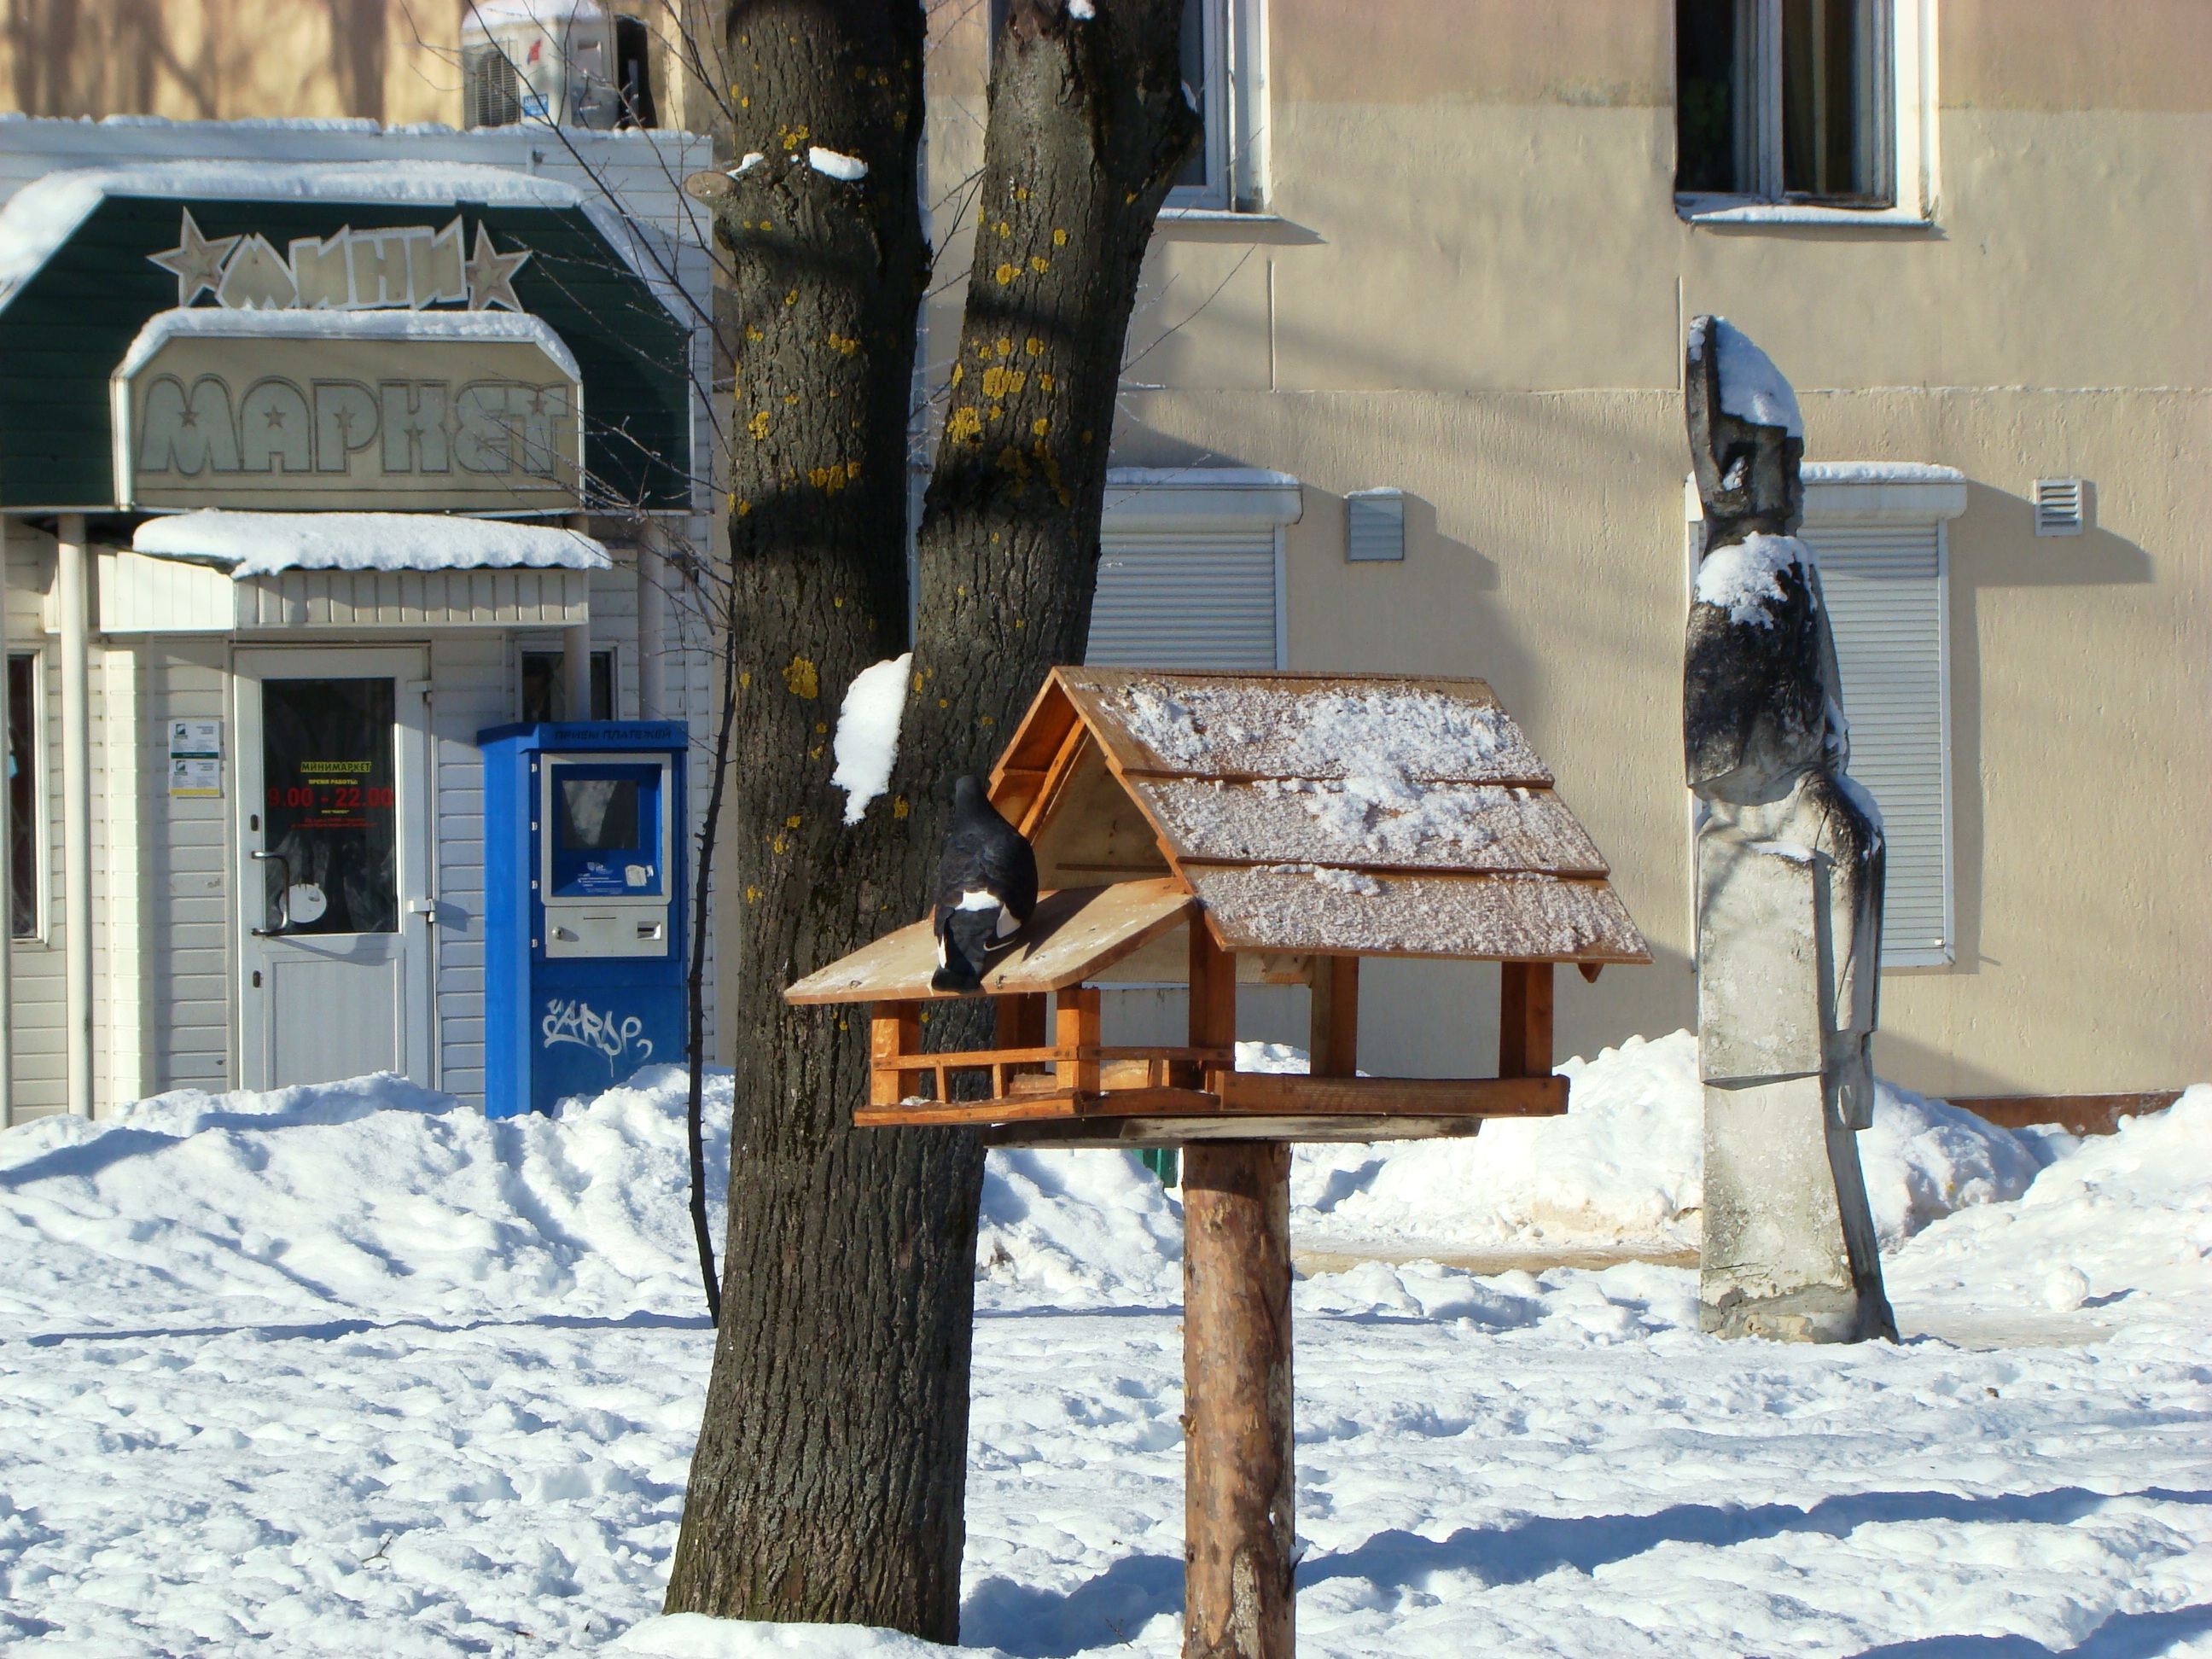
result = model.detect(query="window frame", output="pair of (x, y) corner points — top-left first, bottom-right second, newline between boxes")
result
(1675, 0), (1938, 228)
(985, 0), (1271, 218)
(515, 642), (620, 724)
(1161, 0), (1270, 217)
(7, 648), (47, 945)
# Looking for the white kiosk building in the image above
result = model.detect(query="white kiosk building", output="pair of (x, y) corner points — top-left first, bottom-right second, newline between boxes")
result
(0, 133), (716, 1120)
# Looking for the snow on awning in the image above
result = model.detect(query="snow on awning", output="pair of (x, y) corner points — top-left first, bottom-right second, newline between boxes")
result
(133, 509), (609, 579)
(114, 306), (583, 384)
(0, 161), (591, 296)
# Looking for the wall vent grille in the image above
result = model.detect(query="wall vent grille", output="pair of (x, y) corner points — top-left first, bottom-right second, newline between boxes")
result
(2034, 477), (2085, 537)
(1345, 489), (1406, 562)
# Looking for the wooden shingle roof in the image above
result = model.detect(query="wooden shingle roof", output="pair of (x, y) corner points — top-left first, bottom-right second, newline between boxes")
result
(991, 668), (1649, 964)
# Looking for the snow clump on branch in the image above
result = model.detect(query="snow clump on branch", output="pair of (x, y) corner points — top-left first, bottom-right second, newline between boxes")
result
(806, 148), (869, 183)
(831, 654), (913, 825)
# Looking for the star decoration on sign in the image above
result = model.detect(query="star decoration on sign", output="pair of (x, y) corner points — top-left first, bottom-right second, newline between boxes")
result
(464, 224), (532, 312)
(147, 207), (241, 307)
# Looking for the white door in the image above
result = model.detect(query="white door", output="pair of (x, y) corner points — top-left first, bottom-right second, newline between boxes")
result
(235, 648), (434, 1091)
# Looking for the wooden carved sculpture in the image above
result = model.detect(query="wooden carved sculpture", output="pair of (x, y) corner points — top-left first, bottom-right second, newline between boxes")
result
(1685, 314), (1896, 1343)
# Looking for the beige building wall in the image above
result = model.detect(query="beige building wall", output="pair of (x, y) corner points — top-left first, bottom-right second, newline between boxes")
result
(0, 0), (721, 131)
(0, 0), (464, 125)
(810, 0), (2205, 1087)
(1084, 1), (2209, 1097)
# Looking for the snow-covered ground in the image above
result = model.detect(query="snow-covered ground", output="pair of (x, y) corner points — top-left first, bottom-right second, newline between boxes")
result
(3, 1039), (2208, 1656)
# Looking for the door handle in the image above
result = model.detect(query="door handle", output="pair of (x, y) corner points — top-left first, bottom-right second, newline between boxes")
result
(250, 850), (294, 937)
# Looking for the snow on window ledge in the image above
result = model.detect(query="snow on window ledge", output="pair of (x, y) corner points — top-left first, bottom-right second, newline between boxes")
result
(1677, 194), (1936, 230)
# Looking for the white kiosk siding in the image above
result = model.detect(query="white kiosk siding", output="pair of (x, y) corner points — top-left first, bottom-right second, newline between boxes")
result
(140, 642), (234, 1099)
(3, 538), (718, 1119)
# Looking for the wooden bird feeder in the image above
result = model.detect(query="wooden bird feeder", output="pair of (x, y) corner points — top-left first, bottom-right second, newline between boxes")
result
(786, 667), (1650, 1658)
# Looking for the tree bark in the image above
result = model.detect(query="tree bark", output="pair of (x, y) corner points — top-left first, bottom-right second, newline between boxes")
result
(667, 0), (1196, 1639)
(665, 0), (963, 1631)
(903, 0), (1200, 754)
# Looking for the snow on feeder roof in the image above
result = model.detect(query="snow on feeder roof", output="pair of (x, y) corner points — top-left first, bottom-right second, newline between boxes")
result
(991, 667), (1649, 964)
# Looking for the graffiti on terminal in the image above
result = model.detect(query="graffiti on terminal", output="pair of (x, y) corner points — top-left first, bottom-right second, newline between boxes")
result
(541, 998), (655, 1075)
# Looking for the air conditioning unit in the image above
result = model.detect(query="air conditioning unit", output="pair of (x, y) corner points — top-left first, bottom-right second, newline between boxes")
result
(462, 1), (640, 130)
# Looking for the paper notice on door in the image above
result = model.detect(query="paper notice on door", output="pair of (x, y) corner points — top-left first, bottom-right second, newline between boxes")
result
(169, 719), (221, 757)
(169, 719), (223, 797)
(170, 755), (222, 797)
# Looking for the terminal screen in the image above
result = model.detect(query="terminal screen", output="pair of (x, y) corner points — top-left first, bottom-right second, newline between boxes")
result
(559, 777), (639, 851)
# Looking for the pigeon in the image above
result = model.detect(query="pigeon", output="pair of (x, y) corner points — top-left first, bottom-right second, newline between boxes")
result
(930, 774), (1039, 994)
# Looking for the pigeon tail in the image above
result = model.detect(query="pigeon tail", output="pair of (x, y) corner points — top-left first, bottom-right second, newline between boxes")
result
(932, 905), (1006, 996)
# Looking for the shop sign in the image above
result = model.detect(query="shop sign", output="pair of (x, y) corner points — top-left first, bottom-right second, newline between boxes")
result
(114, 319), (584, 512)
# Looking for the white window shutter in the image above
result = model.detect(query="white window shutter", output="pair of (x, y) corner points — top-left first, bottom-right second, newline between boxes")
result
(1086, 528), (1281, 670)
(1799, 516), (1951, 967)
(1086, 469), (1300, 672)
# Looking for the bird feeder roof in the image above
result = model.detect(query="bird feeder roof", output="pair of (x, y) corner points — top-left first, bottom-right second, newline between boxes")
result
(990, 667), (1650, 964)
(784, 877), (1194, 1004)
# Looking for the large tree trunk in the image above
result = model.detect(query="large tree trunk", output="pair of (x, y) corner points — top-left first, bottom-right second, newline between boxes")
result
(664, 0), (954, 1628)
(667, 0), (1196, 1639)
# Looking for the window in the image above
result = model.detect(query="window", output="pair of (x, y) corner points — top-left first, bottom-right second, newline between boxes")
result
(614, 15), (656, 130)
(988, 0), (1267, 213)
(7, 653), (37, 939)
(520, 650), (614, 722)
(1085, 470), (1299, 671)
(1676, 0), (1932, 219)
(1166, 0), (1266, 212)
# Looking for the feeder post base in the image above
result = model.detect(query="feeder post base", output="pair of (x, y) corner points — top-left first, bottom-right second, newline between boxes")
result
(1182, 1138), (1295, 1659)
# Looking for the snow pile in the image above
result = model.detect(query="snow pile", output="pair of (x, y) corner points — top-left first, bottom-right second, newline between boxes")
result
(1111, 678), (1548, 784)
(3, 1057), (2209, 1655)
(1693, 531), (1810, 626)
(1289, 1031), (2053, 1260)
(1292, 1033), (1708, 1258)
(0, 1066), (727, 1332)
(975, 1145), (1184, 1308)
(1310, 864), (1386, 896)
(1701, 314), (1804, 435)
(1856, 1078), (2062, 1245)
(135, 509), (609, 578)
(1886, 1085), (2212, 1330)
(830, 653), (913, 824)
(616, 1617), (1010, 1659)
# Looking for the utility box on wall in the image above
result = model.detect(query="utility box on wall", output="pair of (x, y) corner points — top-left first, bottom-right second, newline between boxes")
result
(480, 721), (689, 1118)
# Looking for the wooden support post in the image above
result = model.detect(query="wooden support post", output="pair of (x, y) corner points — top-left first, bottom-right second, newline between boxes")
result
(1055, 986), (1101, 1094)
(1498, 961), (1554, 1079)
(870, 1000), (920, 1106)
(1182, 913), (1293, 1657)
(1307, 956), (1358, 1080)
(1183, 1138), (1295, 1659)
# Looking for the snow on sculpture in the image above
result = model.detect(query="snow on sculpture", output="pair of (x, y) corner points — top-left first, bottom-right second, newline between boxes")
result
(1684, 316), (1897, 1343)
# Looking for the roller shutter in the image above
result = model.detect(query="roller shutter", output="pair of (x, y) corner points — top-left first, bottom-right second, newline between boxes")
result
(1800, 517), (1951, 967)
(1085, 527), (1281, 671)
